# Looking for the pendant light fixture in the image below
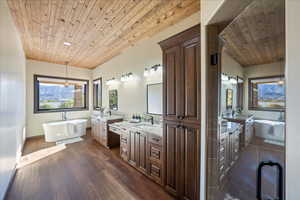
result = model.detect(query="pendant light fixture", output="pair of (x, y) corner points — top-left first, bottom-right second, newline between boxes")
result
(64, 61), (69, 87)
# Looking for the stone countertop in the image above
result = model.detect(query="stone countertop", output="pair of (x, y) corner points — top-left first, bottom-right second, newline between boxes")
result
(109, 121), (163, 137)
(223, 114), (254, 121)
(92, 115), (123, 122)
(220, 122), (241, 133)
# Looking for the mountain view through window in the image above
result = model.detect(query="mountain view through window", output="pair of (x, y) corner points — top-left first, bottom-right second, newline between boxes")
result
(249, 76), (285, 110)
(34, 75), (88, 112)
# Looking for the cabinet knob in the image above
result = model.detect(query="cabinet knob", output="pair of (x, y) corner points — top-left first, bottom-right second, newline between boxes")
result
(177, 115), (185, 120)
(176, 125), (185, 129)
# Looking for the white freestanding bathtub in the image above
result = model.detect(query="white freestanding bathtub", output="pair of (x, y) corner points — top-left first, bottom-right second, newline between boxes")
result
(43, 119), (87, 142)
(254, 119), (285, 145)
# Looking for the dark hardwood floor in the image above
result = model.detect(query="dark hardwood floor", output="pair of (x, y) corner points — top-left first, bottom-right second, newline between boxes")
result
(6, 130), (173, 200)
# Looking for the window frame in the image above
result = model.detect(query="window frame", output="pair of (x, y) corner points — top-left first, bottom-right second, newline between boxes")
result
(93, 77), (102, 110)
(248, 75), (285, 112)
(34, 74), (89, 113)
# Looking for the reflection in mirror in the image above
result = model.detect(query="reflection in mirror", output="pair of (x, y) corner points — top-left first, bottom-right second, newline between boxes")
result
(237, 76), (244, 111)
(206, 0), (286, 199)
(147, 83), (162, 115)
(109, 90), (118, 110)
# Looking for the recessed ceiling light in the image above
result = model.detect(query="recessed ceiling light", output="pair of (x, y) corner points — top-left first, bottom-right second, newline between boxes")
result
(63, 42), (71, 46)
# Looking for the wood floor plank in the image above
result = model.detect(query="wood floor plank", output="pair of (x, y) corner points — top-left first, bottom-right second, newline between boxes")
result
(6, 130), (173, 200)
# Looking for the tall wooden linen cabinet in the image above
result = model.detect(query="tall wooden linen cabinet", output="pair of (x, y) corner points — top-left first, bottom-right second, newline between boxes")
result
(159, 25), (201, 200)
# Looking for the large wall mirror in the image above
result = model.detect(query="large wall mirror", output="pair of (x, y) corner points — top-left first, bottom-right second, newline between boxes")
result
(147, 83), (162, 115)
(109, 90), (118, 110)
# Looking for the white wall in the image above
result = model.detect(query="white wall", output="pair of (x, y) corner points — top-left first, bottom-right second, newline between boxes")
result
(93, 12), (200, 118)
(244, 62), (285, 120)
(222, 51), (244, 77)
(26, 60), (92, 137)
(221, 51), (244, 113)
(0, 1), (26, 199)
(286, 0), (300, 199)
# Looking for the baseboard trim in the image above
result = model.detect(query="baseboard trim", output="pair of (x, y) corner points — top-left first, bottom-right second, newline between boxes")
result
(3, 165), (17, 199)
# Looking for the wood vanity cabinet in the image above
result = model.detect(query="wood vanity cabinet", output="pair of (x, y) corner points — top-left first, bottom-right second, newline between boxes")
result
(148, 133), (163, 185)
(91, 118), (122, 148)
(224, 116), (254, 149)
(119, 129), (164, 185)
(128, 130), (148, 174)
(159, 24), (200, 200)
(244, 119), (254, 147)
(218, 126), (241, 187)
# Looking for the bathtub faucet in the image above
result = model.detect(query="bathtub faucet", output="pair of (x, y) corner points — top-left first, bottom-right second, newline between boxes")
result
(62, 112), (67, 121)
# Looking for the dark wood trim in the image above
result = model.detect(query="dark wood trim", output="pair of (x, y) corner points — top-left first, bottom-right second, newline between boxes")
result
(33, 74), (89, 113)
(159, 24), (200, 50)
(146, 83), (163, 115)
(93, 77), (102, 110)
(237, 76), (244, 110)
(205, 24), (222, 200)
(248, 75), (285, 112)
(34, 74), (90, 82)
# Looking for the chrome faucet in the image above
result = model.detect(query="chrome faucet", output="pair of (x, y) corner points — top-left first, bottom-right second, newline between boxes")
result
(149, 116), (154, 125)
(62, 112), (67, 121)
(144, 114), (154, 125)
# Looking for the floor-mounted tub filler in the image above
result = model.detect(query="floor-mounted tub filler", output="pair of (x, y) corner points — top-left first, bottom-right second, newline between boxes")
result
(43, 119), (87, 142)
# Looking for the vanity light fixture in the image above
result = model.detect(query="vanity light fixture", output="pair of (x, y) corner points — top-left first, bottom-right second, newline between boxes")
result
(144, 68), (150, 77)
(106, 78), (119, 86)
(120, 72), (133, 82)
(229, 77), (237, 84)
(221, 74), (229, 81)
(144, 64), (162, 77)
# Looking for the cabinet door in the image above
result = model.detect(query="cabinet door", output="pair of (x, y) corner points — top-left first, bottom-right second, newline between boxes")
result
(91, 119), (95, 138)
(137, 132), (148, 174)
(100, 122), (108, 147)
(180, 124), (200, 200)
(164, 122), (200, 199)
(164, 121), (182, 196)
(182, 37), (201, 124)
(120, 132), (129, 161)
(163, 46), (183, 121)
(128, 131), (138, 167)
(96, 120), (101, 143)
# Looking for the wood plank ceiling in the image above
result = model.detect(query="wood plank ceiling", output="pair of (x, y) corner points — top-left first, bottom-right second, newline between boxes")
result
(7, 0), (200, 69)
(219, 0), (285, 67)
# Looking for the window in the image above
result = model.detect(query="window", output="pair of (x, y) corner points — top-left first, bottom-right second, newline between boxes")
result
(248, 75), (285, 111)
(34, 75), (89, 113)
(93, 78), (102, 110)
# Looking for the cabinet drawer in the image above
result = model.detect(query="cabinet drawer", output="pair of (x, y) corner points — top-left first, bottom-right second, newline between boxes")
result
(219, 142), (226, 153)
(219, 163), (226, 174)
(120, 135), (128, 144)
(219, 150), (226, 163)
(149, 162), (162, 185)
(220, 136), (226, 145)
(148, 134), (162, 146)
(120, 146), (128, 161)
(149, 143), (162, 162)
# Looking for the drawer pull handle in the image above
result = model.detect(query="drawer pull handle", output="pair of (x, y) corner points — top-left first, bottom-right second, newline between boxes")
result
(220, 165), (224, 171)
